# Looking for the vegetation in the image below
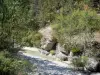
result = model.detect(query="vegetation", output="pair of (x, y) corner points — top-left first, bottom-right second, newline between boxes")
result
(0, 0), (100, 74)
(72, 56), (88, 68)
(52, 10), (100, 42)
(52, 9), (100, 56)
(0, 51), (36, 75)
(50, 50), (55, 55)
(0, 0), (38, 74)
(21, 31), (42, 47)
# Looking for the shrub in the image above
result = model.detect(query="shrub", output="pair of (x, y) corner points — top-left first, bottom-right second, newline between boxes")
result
(52, 9), (100, 52)
(0, 51), (36, 75)
(81, 56), (88, 64)
(71, 47), (82, 56)
(72, 57), (84, 67)
(53, 10), (100, 36)
(72, 48), (80, 53)
(21, 31), (42, 47)
(50, 50), (55, 55)
(72, 56), (88, 68)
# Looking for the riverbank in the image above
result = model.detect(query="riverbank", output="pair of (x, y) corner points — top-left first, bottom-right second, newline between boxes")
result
(18, 47), (90, 75)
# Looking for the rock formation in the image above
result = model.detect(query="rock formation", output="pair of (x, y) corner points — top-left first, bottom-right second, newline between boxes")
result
(39, 26), (100, 72)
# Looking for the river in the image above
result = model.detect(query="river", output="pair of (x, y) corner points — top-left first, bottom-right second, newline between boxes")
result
(18, 47), (92, 75)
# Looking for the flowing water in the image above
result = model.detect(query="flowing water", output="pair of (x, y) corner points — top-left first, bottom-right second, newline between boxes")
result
(19, 47), (89, 75)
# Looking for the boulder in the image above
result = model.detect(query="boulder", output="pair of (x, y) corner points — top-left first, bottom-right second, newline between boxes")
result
(68, 51), (74, 62)
(85, 58), (99, 72)
(91, 73), (100, 75)
(41, 38), (56, 51)
(39, 49), (49, 55)
(56, 52), (68, 61)
(56, 43), (69, 55)
(55, 43), (68, 61)
(39, 26), (56, 51)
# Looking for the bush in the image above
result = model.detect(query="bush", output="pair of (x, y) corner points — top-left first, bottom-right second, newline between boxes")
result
(52, 9), (100, 52)
(72, 58), (84, 67)
(71, 47), (82, 56)
(21, 31), (42, 47)
(71, 48), (80, 53)
(0, 51), (36, 75)
(50, 50), (55, 55)
(72, 56), (88, 68)
(53, 9), (100, 36)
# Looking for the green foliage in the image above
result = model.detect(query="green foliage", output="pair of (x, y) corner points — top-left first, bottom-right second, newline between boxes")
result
(53, 10), (100, 35)
(72, 56), (88, 67)
(81, 56), (88, 63)
(52, 9), (100, 50)
(0, 51), (36, 75)
(0, 0), (99, 74)
(72, 58), (84, 67)
(83, 0), (90, 4)
(21, 31), (42, 47)
(0, 0), (40, 49)
(50, 50), (55, 55)
(71, 48), (80, 53)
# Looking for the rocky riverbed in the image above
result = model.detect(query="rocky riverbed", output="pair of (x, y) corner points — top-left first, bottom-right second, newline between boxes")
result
(20, 54), (89, 75)
(18, 47), (92, 75)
